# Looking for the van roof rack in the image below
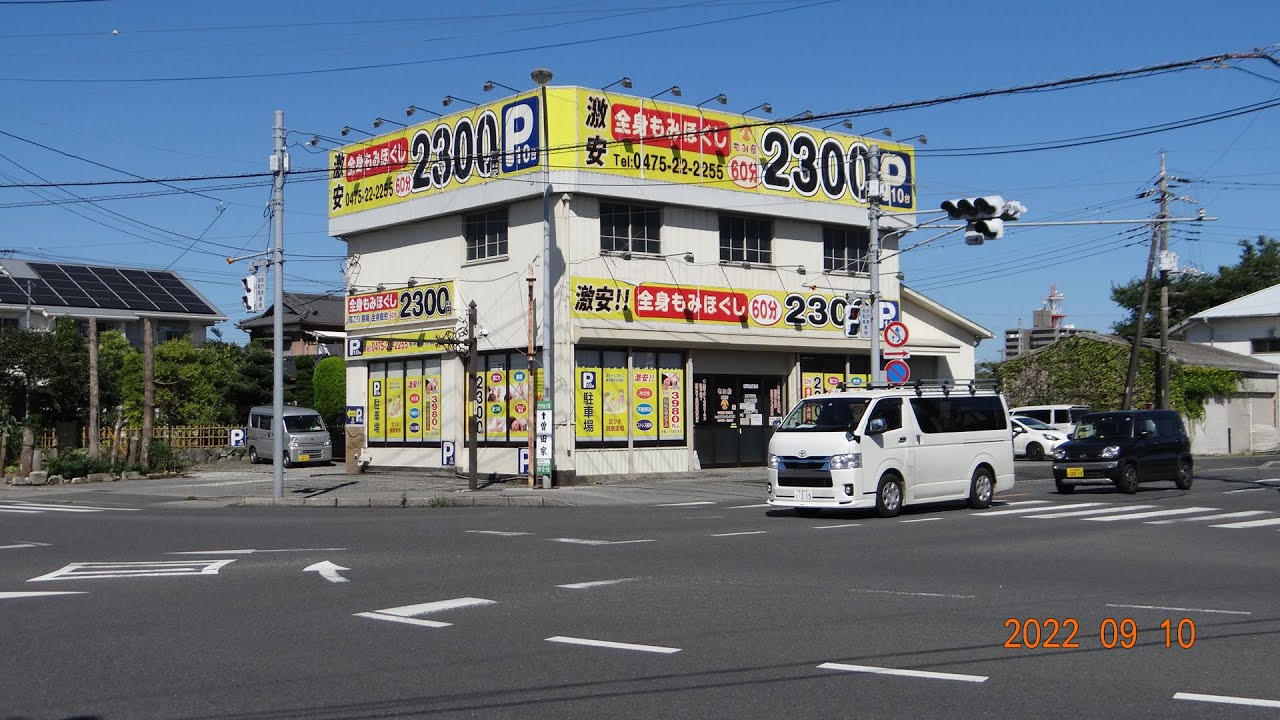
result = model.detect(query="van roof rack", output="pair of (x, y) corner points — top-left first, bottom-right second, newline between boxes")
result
(835, 378), (1001, 396)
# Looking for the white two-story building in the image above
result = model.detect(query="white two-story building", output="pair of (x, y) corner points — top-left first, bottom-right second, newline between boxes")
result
(329, 83), (990, 482)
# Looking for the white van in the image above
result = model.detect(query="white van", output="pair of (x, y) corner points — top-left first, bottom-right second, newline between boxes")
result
(767, 384), (1015, 517)
(247, 405), (333, 467)
(1008, 404), (1091, 435)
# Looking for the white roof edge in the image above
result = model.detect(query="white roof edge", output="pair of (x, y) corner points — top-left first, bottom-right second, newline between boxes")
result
(1178, 283), (1280, 326)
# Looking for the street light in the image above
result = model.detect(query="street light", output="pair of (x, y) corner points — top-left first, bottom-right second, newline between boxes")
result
(601, 76), (633, 91)
(899, 134), (927, 144)
(697, 93), (728, 108)
(483, 80), (518, 93)
(340, 126), (373, 137)
(786, 110), (815, 121)
(863, 127), (892, 138)
(406, 276), (446, 288)
(740, 102), (772, 115)
(650, 85), (682, 100)
(822, 119), (853, 130)
(406, 104), (442, 118)
(662, 251), (696, 263)
(372, 117), (406, 129)
(443, 95), (477, 107)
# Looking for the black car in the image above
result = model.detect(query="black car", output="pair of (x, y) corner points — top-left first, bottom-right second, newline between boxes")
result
(1051, 410), (1193, 494)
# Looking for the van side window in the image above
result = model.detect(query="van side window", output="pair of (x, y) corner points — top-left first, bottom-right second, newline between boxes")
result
(250, 414), (262, 430)
(868, 398), (902, 431)
(1021, 409), (1051, 423)
(911, 396), (1008, 433)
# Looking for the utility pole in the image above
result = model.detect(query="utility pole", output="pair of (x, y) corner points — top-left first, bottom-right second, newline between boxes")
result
(466, 300), (478, 491)
(88, 317), (100, 459)
(526, 268), (536, 488)
(270, 110), (287, 499)
(1156, 153), (1171, 410)
(1122, 168), (1163, 410)
(867, 145), (883, 385)
(141, 317), (154, 467)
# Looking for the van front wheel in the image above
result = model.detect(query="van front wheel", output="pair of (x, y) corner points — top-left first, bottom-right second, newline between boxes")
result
(968, 467), (995, 509)
(876, 475), (903, 518)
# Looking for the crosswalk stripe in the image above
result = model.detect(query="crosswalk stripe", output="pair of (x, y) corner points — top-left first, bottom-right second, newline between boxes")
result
(1147, 511), (1270, 525)
(1086, 507), (1217, 522)
(977, 502), (1101, 516)
(1210, 517), (1280, 529)
(1028, 505), (1157, 519)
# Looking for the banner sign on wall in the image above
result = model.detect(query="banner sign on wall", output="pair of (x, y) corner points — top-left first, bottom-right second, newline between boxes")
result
(345, 281), (454, 330)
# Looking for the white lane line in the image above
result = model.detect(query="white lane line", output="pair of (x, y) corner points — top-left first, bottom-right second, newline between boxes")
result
(1174, 692), (1280, 709)
(557, 578), (639, 590)
(7, 502), (139, 512)
(900, 518), (940, 523)
(728, 503), (771, 509)
(654, 501), (716, 507)
(0, 508), (46, 514)
(353, 612), (450, 628)
(167, 479), (267, 488)
(711, 531), (768, 537)
(1106, 603), (1251, 616)
(1258, 478), (1280, 485)
(0, 504), (99, 513)
(1223, 487), (1266, 494)
(998, 500), (1054, 506)
(1211, 517), (1280, 529)
(818, 662), (987, 683)
(546, 636), (681, 654)
(978, 502), (1101, 516)
(1147, 511), (1270, 525)
(167, 547), (347, 555)
(685, 515), (723, 519)
(1087, 507), (1218, 522)
(549, 538), (656, 546)
(377, 597), (496, 618)
(0, 591), (87, 600)
(814, 523), (861, 530)
(0, 543), (43, 550)
(851, 589), (975, 599)
(1028, 504), (1157, 519)
(465, 530), (533, 537)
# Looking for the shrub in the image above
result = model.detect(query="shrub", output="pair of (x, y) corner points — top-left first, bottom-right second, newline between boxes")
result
(47, 449), (111, 478)
(144, 441), (189, 474)
(313, 356), (346, 426)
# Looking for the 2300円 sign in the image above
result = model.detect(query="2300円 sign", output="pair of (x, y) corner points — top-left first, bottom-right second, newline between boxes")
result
(346, 281), (454, 329)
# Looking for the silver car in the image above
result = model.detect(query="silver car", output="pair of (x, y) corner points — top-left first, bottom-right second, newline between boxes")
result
(246, 405), (333, 467)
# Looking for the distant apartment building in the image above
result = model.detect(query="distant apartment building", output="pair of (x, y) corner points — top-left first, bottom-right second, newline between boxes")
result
(1003, 284), (1094, 360)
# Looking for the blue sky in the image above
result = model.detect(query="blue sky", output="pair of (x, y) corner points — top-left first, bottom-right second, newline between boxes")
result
(0, 0), (1276, 362)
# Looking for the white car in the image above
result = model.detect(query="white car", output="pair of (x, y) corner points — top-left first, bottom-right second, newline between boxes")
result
(1011, 416), (1067, 461)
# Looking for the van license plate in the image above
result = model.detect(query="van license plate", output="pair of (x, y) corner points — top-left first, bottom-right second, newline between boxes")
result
(795, 490), (813, 501)
(298, 454), (311, 462)
(1066, 467), (1084, 478)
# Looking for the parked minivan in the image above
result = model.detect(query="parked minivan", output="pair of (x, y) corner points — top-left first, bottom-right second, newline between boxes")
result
(767, 384), (1015, 517)
(247, 405), (332, 467)
(1051, 410), (1193, 494)
(1008, 404), (1092, 435)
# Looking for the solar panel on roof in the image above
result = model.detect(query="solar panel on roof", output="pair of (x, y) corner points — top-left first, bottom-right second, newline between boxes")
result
(152, 274), (216, 314)
(0, 277), (28, 304)
(5, 261), (219, 316)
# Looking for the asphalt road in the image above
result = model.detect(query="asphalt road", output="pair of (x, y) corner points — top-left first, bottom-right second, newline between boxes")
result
(2, 459), (1278, 720)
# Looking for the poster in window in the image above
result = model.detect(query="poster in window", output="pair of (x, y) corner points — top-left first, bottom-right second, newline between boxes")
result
(631, 367), (658, 441)
(384, 372), (405, 442)
(660, 369), (684, 440)
(575, 364), (601, 441)
(713, 381), (736, 424)
(405, 361), (424, 442)
(424, 361), (442, 440)
(845, 373), (870, 389)
(485, 366), (507, 439)
(602, 366), (629, 440)
(368, 370), (385, 443)
(801, 372), (824, 398)
(508, 363), (531, 442)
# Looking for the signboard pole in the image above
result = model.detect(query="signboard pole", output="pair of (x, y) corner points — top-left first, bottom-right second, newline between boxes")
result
(867, 144), (883, 386)
(526, 272), (537, 488)
(537, 71), (556, 489)
(466, 300), (478, 491)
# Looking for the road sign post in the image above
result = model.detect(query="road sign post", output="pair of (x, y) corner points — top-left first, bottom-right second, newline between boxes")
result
(535, 399), (553, 485)
(884, 359), (911, 386)
(883, 321), (909, 348)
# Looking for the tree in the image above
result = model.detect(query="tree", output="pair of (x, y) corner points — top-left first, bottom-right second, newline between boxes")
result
(289, 355), (316, 408)
(312, 356), (346, 426)
(1111, 235), (1280, 337)
(226, 341), (273, 422)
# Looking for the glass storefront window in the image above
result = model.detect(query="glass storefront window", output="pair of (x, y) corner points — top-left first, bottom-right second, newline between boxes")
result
(575, 348), (686, 448)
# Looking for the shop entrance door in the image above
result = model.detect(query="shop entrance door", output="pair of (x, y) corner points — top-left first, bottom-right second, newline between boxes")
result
(692, 374), (785, 468)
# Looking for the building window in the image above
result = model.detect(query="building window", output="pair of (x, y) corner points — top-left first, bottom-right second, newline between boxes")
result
(823, 226), (869, 274)
(366, 357), (443, 446)
(600, 203), (661, 254)
(719, 215), (772, 264)
(464, 208), (508, 262)
(469, 351), (541, 446)
(158, 325), (190, 342)
(1251, 338), (1280, 353)
(574, 348), (686, 447)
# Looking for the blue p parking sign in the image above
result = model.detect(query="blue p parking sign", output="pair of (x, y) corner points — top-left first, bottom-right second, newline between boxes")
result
(229, 428), (247, 447)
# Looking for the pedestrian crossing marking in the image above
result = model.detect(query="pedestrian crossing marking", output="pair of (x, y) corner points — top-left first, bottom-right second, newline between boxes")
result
(1086, 507), (1218, 522)
(1209, 517), (1280, 529)
(1028, 505), (1157, 519)
(1148, 511), (1270, 525)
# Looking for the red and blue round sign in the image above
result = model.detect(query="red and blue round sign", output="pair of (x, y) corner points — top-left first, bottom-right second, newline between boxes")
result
(884, 359), (911, 386)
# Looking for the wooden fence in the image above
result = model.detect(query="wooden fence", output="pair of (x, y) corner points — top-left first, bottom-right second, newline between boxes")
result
(38, 426), (240, 450)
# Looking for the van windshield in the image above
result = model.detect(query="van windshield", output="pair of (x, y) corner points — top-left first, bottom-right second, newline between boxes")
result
(284, 415), (326, 433)
(1074, 415), (1131, 440)
(777, 398), (871, 432)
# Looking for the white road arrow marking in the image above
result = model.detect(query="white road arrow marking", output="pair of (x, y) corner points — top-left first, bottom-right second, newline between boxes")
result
(354, 597), (496, 628)
(0, 591), (87, 600)
(303, 560), (349, 583)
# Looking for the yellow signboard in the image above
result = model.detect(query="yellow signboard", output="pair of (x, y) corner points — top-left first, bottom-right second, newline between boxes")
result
(328, 93), (543, 218)
(659, 368), (684, 440)
(346, 281), (454, 330)
(575, 365), (601, 442)
(368, 373), (385, 442)
(631, 367), (658, 441)
(508, 366), (532, 441)
(384, 374), (404, 440)
(346, 329), (457, 359)
(547, 87), (915, 212)
(571, 276), (892, 334)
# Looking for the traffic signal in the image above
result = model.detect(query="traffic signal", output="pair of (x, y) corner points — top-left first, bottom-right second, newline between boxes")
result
(940, 195), (1026, 245)
(242, 274), (260, 312)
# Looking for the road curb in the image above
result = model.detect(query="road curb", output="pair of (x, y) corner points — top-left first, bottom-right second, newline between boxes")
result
(234, 494), (573, 508)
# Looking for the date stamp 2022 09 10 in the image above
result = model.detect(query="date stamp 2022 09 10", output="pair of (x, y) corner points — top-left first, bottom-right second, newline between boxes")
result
(1003, 617), (1198, 650)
